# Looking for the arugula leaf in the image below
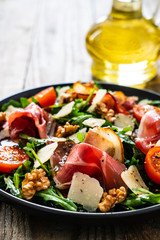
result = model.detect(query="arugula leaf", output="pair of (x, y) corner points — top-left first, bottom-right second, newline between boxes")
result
(101, 120), (112, 127)
(13, 161), (32, 189)
(77, 132), (84, 143)
(4, 177), (20, 197)
(121, 188), (160, 209)
(31, 97), (41, 107)
(111, 127), (134, 146)
(71, 114), (92, 127)
(23, 144), (49, 173)
(93, 80), (102, 89)
(35, 187), (77, 211)
(118, 127), (132, 134)
(124, 157), (139, 168)
(55, 86), (61, 96)
(148, 100), (160, 107)
(0, 175), (5, 188)
(1, 100), (21, 111)
(20, 97), (30, 108)
(118, 135), (135, 146)
(80, 86), (96, 111)
(19, 133), (47, 148)
(1, 96), (41, 112)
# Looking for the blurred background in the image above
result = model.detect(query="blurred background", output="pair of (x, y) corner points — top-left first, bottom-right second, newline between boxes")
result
(0, 0), (159, 98)
(0, 0), (99, 95)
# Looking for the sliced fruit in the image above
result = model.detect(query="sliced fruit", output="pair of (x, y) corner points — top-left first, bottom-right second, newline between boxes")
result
(84, 127), (124, 162)
(112, 91), (126, 105)
(71, 82), (98, 94)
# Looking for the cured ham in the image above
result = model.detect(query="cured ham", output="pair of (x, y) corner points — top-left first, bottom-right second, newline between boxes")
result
(8, 102), (48, 141)
(50, 141), (75, 173)
(135, 108), (160, 154)
(54, 143), (126, 190)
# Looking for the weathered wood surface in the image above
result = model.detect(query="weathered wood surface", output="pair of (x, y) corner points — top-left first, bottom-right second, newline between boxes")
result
(0, 0), (160, 239)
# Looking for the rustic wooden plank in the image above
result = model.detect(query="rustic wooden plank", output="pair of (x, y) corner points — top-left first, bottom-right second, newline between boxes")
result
(24, 0), (95, 89)
(0, 202), (32, 240)
(0, 0), (39, 99)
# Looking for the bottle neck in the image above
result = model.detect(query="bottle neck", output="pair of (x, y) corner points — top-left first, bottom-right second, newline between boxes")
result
(110, 0), (142, 20)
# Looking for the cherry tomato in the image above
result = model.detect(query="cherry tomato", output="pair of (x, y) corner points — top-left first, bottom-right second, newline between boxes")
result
(133, 104), (156, 122)
(28, 87), (56, 108)
(145, 146), (160, 184)
(0, 146), (29, 173)
(115, 102), (129, 115)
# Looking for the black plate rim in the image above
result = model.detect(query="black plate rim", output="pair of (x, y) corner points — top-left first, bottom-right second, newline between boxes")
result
(0, 82), (160, 219)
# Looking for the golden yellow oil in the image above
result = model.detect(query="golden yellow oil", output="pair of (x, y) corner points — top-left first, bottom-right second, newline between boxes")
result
(86, 2), (160, 86)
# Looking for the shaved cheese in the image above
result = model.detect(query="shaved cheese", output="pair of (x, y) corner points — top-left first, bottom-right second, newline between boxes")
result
(58, 86), (70, 97)
(82, 118), (105, 128)
(68, 172), (103, 212)
(5, 105), (23, 117)
(121, 165), (148, 195)
(34, 142), (58, 168)
(54, 101), (74, 118)
(88, 89), (107, 112)
(138, 99), (150, 105)
(114, 113), (135, 130)
(68, 128), (87, 143)
(49, 137), (66, 142)
(156, 140), (160, 146)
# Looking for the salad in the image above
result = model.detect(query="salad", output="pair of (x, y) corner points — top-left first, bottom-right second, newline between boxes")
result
(0, 81), (160, 213)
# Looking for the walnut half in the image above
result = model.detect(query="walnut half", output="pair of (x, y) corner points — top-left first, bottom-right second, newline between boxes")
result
(21, 169), (50, 200)
(95, 102), (116, 122)
(56, 122), (79, 138)
(98, 186), (127, 213)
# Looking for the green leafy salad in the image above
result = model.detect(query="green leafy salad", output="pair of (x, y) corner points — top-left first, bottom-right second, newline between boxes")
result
(0, 81), (160, 213)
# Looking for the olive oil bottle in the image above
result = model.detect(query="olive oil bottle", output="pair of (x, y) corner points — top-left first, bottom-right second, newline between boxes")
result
(86, 0), (160, 86)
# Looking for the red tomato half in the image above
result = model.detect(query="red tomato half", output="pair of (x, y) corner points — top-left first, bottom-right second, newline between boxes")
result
(28, 87), (56, 108)
(133, 104), (156, 122)
(0, 146), (29, 173)
(145, 146), (160, 184)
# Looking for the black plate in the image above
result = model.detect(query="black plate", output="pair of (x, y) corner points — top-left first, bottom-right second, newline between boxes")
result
(0, 83), (160, 220)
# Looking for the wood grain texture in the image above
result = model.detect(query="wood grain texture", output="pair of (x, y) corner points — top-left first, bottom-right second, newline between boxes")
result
(0, 0), (159, 239)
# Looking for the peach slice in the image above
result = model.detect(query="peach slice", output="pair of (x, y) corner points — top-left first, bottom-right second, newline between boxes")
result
(71, 81), (98, 94)
(84, 127), (124, 163)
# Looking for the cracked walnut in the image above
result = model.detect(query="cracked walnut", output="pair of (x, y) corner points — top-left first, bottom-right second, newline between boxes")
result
(21, 169), (50, 200)
(98, 186), (127, 213)
(95, 102), (116, 122)
(56, 122), (79, 138)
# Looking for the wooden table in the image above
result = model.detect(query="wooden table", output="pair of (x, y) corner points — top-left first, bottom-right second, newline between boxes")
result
(0, 0), (160, 239)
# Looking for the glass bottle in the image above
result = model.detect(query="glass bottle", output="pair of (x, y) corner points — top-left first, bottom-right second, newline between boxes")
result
(86, 0), (160, 86)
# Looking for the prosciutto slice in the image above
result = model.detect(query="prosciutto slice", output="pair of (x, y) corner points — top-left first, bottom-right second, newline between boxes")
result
(54, 143), (126, 190)
(135, 108), (160, 154)
(8, 102), (48, 141)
